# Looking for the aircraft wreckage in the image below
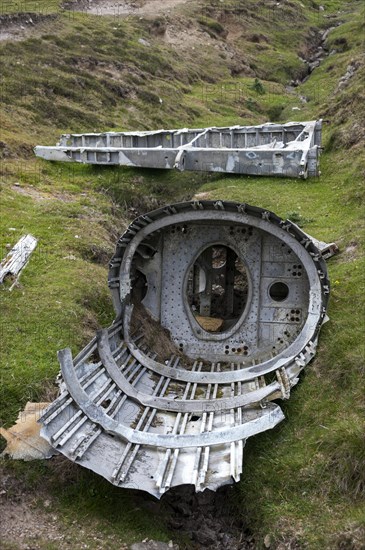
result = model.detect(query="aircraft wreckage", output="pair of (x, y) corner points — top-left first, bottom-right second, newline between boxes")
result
(34, 120), (322, 178)
(38, 200), (335, 498)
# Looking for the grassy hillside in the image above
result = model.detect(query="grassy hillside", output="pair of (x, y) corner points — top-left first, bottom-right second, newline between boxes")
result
(0, 0), (364, 548)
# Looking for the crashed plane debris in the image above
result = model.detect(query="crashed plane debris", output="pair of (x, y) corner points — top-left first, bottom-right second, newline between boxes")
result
(0, 234), (37, 289)
(34, 120), (322, 179)
(38, 200), (333, 498)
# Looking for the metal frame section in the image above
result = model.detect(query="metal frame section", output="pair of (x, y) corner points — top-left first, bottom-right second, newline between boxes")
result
(40, 200), (331, 498)
(34, 120), (322, 178)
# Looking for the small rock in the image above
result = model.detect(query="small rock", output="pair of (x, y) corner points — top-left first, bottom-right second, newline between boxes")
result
(138, 38), (150, 46)
(264, 533), (272, 548)
(170, 501), (192, 517)
(131, 541), (178, 550)
(308, 60), (320, 71)
(168, 518), (183, 529)
(193, 525), (216, 546)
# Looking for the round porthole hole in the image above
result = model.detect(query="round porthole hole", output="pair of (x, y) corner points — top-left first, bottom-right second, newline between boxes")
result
(269, 282), (289, 302)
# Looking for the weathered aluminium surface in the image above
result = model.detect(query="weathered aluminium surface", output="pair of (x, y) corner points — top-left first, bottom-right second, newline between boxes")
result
(0, 234), (37, 286)
(39, 200), (333, 498)
(34, 120), (322, 178)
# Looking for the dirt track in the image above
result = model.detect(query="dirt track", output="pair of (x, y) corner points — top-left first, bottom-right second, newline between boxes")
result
(0, 1), (194, 42)
(66, 0), (194, 16)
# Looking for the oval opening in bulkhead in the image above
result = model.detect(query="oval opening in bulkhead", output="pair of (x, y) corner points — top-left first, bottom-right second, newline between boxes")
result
(186, 245), (249, 333)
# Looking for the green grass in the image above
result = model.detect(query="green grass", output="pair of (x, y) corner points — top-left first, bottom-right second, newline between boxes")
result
(0, 0), (364, 548)
(189, 4), (365, 542)
(197, 15), (226, 37)
(0, 0), (63, 15)
(0, 176), (116, 425)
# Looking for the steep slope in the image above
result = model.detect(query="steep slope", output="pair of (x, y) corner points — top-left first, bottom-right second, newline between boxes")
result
(0, 0), (364, 548)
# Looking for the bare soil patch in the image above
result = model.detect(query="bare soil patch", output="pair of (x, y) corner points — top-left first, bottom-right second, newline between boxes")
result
(63, 0), (194, 17)
(11, 184), (75, 203)
(0, 13), (55, 42)
(0, 462), (129, 550)
(162, 22), (209, 50)
(0, 460), (249, 549)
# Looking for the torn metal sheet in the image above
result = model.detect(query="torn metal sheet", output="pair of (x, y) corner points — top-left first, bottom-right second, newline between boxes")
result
(303, 233), (339, 259)
(34, 120), (322, 178)
(0, 234), (37, 286)
(0, 403), (56, 460)
(39, 201), (332, 498)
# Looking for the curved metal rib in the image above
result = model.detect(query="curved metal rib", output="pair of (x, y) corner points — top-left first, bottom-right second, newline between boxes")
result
(97, 329), (281, 412)
(59, 348), (285, 449)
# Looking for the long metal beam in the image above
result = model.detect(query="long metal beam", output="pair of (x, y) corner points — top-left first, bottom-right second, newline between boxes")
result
(34, 120), (322, 178)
